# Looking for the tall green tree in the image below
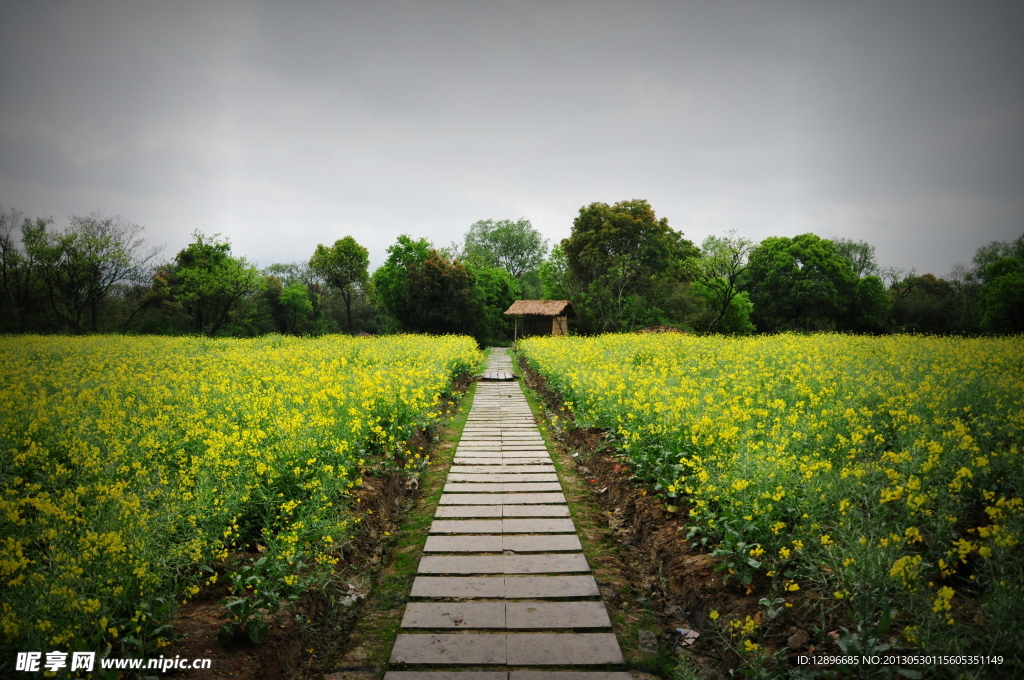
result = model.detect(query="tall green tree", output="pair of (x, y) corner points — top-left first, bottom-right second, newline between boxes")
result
(972, 234), (1024, 281)
(464, 219), (548, 278)
(371, 235), (432, 326)
(563, 199), (697, 333)
(979, 258), (1024, 333)
(22, 212), (160, 333)
(173, 232), (262, 337)
(693, 231), (756, 333)
(401, 250), (476, 336)
(890, 273), (959, 333)
(538, 243), (571, 301)
(466, 262), (520, 344)
(0, 209), (47, 332)
(309, 236), (370, 334)
(832, 237), (879, 277)
(742, 233), (859, 332)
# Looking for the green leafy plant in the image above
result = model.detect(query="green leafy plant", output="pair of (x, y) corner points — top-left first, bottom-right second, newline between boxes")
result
(217, 556), (305, 643)
(710, 514), (771, 586)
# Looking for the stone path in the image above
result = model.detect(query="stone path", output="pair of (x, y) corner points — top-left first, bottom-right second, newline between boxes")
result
(386, 349), (627, 680)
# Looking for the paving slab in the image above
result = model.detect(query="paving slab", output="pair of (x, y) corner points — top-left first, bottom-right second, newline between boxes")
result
(502, 473), (559, 482)
(453, 458), (551, 465)
(503, 554), (590, 574)
(444, 482), (505, 493)
(505, 602), (611, 629)
(448, 473), (558, 483)
(430, 520), (504, 533)
(447, 473), (505, 482)
(456, 450), (504, 458)
(438, 494), (502, 505)
(424, 535), (503, 553)
(450, 465), (556, 474)
(390, 634), (506, 664)
(501, 505), (571, 517)
(439, 493), (565, 505)
(510, 673), (631, 680)
(504, 575), (600, 598)
(411, 576), (505, 598)
(434, 506), (503, 518)
(387, 673), (508, 680)
(500, 483), (563, 492)
(500, 493), (566, 504)
(502, 535), (582, 552)
(418, 556), (504, 574)
(505, 633), (623, 665)
(503, 518), (576, 533)
(401, 603), (505, 628)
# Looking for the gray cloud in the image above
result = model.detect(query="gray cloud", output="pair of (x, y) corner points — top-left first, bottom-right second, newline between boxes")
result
(1, 0), (1021, 274)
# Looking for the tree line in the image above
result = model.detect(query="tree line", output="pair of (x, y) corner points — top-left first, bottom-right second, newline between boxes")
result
(1, 201), (1021, 342)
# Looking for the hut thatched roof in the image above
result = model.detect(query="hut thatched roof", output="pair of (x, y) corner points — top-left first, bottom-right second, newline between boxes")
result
(504, 300), (574, 316)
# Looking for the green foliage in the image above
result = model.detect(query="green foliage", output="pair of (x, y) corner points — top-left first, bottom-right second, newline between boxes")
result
(693, 231), (756, 333)
(563, 199), (698, 333)
(980, 258), (1024, 333)
(690, 282), (755, 334)
(464, 218), (548, 278)
(309, 236), (370, 334)
(743, 233), (859, 332)
(890, 273), (972, 334)
(850, 275), (891, 333)
(19, 212), (159, 333)
(217, 556), (305, 644)
(539, 243), (571, 300)
(467, 263), (520, 344)
(972, 234), (1024, 281)
(371, 234), (432, 324)
(832, 237), (879, 277)
(173, 232), (263, 336)
(401, 250), (477, 336)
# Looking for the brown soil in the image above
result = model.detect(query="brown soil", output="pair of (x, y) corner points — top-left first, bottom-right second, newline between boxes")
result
(521, 359), (839, 678)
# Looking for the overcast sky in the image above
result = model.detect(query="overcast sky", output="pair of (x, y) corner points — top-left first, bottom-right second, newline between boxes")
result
(1, 1), (1022, 274)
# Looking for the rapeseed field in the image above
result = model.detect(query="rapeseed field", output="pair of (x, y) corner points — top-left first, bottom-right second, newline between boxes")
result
(0, 334), (479, 657)
(520, 334), (1023, 659)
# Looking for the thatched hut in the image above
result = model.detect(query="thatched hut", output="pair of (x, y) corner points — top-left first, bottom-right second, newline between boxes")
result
(504, 300), (575, 340)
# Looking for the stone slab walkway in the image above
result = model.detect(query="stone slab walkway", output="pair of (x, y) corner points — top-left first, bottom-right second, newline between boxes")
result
(385, 349), (626, 680)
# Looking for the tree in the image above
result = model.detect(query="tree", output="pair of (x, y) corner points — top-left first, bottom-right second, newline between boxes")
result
(0, 208), (46, 332)
(401, 250), (476, 335)
(972, 234), (1024, 282)
(742, 233), (859, 332)
(22, 212), (161, 333)
(538, 243), (571, 301)
(464, 218), (548, 278)
(466, 262), (520, 344)
(693, 231), (756, 333)
(371, 235), (432, 326)
(890, 273), (957, 333)
(850, 275), (891, 333)
(689, 281), (756, 334)
(832, 238), (879, 277)
(563, 199), (697, 333)
(173, 232), (262, 337)
(979, 258), (1024, 333)
(309, 236), (370, 334)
